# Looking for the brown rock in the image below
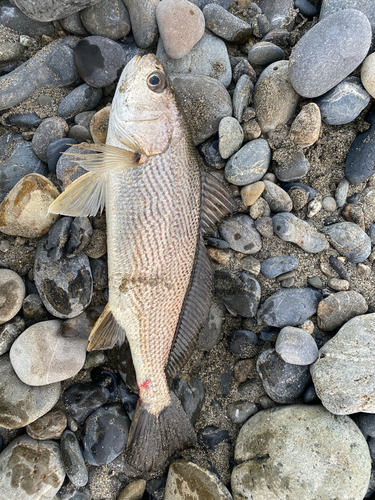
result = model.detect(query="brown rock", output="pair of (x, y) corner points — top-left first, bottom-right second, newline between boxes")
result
(84, 229), (107, 258)
(26, 410), (67, 440)
(342, 203), (365, 230)
(290, 103), (321, 148)
(241, 181), (265, 206)
(118, 479), (146, 500)
(90, 105), (111, 144)
(317, 291), (368, 331)
(242, 119), (261, 140)
(207, 247), (235, 266)
(0, 269), (25, 325)
(234, 358), (256, 383)
(328, 278), (349, 291)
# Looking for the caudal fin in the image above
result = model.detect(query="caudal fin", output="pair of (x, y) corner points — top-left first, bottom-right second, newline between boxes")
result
(123, 392), (196, 479)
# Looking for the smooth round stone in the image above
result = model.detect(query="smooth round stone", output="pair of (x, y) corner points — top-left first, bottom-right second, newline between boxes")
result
(289, 103), (321, 148)
(273, 212), (329, 253)
(261, 255), (298, 279)
(47, 138), (77, 174)
(275, 150), (309, 182)
(316, 76), (370, 125)
(229, 330), (258, 358)
(345, 112), (375, 184)
(123, 0), (159, 49)
(317, 290), (368, 332)
(219, 214), (262, 254)
(256, 349), (311, 403)
(234, 358), (256, 383)
(242, 119), (261, 141)
(89, 105), (110, 144)
(0, 270), (25, 325)
(196, 298), (226, 351)
(241, 181), (264, 207)
(214, 270), (261, 318)
(0, 316), (25, 355)
(262, 180), (293, 213)
(275, 326), (318, 365)
(311, 313), (375, 414)
(335, 178), (349, 207)
(258, 287), (322, 328)
(362, 52), (375, 98)
(172, 374), (205, 425)
(248, 42), (285, 66)
(255, 216), (273, 238)
(0, 174), (59, 238)
(203, 4), (252, 43)
(118, 480), (146, 500)
(61, 11), (90, 36)
(0, 435), (65, 499)
(295, 0), (317, 16)
(282, 182), (316, 203)
(225, 138), (271, 186)
(322, 196), (336, 211)
(321, 222), (371, 263)
(0, 353), (61, 429)
(63, 382), (110, 424)
(80, 0), (131, 40)
(218, 117), (243, 159)
(61, 429), (88, 487)
(254, 60), (299, 133)
(4, 112), (42, 128)
(32, 117), (69, 162)
(232, 405), (371, 500)
(58, 84), (102, 119)
(26, 409), (67, 440)
(228, 401), (258, 424)
(233, 75), (253, 123)
(82, 403), (130, 465)
(11, 0), (102, 21)
(83, 228), (107, 258)
(74, 36), (126, 88)
(289, 9), (372, 98)
(0, 2), (55, 36)
(68, 124), (92, 143)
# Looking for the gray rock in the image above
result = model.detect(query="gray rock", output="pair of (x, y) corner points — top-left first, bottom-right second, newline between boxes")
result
(123, 0), (159, 49)
(248, 42), (285, 66)
(219, 214), (262, 254)
(56, 144), (91, 190)
(256, 349), (311, 403)
(321, 222), (371, 263)
(322, 196), (337, 211)
(262, 180), (293, 212)
(0, 269), (25, 325)
(0, 37), (80, 111)
(255, 216), (273, 238)
(58, 84), (102, 119)
(0, 435), (65, 500)
(218, 117), (243, 159)
(68, 124), (92, 143)
(11, 0), (102, 21)
(224, 138), (271, 186)
(61, 429), (88, 487)
(316, 77), (370, 125)
(59, 485), (91, 500)
(232, 405), (371, 500)
(274, 150), (309, 182)
(357, 414), (375, 439)
(229, 329), (258, 358)
(258, 287), (322, 327)
(233, 58), (256, 84)
(250, 197), (271, 220)
(227, 401), (258, 424)
(80, 0), (131, 39)
(295, 0), (318, 16)
(335, 178), (349, 207)
(289, 9), (372, 98)
(258, 0), (295, 30)
(171, 374), (205, 425)
(311, 313), (375, 414)
(32, 117), (69, 162)
(0, 2), (55, 36)
(233, 74), (253, 122)
(0, 353), (61, 429)
(61, 11), (89, 36)
(171, 74), (232, 145)
(275, 326), (318, 365)
(254, 60), (299, 133)
(345, 113), (375, 185)
(196, 298), (226, 350)
(273, 212), (329, 253)
(214, 270), (261, 318)
(26, 409), (67, 440)
(261, 255), (298, 279)
(317, 290), (368, 331)
(0, 316), (25, 355)
(47, 138), (77, 174)
(203, 4), (252, 43)
(4, 112), (42, 127)
(0, 42), (23, 63)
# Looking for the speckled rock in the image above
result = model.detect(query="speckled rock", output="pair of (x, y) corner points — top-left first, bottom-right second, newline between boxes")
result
(225, 138), (271, 186)
(61, 11), (89, 36)
(203, 4), (252, 43)
(123, 0), (159, 49)
(262, 180), (293, 213)
(0, 270), (25, 325)
(273, 212), (328, 253)
(0, 316), (25, 355)
(289, 103), (321, 147)
(258, 0), (295, 30)
(233, 74), (253, 122)
(80, 0), (131, 40)
(61, 429), (88, 488)
(26, 410), (67, 440)
(56, 144), (91, 189)
(261, 255), (298, 279)
(11, 0), (102, 21)
(321, 222), (371, 263)
(335, 178), (349, 207)
(219, 214), (262, 254)
(0, 2), (55, 36)
(317, 290), (368, 331)
(218, 117), (243, 159)
(275, 326), (318, 365)
(274, 150), (309, 182)
(32, 117), (69, 162)
(214, 270), (261, 318)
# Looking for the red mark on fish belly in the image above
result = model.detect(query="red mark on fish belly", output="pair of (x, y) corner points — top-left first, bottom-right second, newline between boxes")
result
(138, 378), (152, 401)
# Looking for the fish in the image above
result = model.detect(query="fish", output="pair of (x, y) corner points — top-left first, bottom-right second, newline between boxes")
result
(49, 53), (235, 478)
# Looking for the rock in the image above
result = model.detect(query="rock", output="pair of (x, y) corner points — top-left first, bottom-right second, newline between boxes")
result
(316, 77), (370, 125)
(0, 174), (59, 239)
(289, 9), (371, 98)
(248, 42), (285, 66)
(0, 353), (60, 429)
(250, 197), (271, 219)
(59, 485), (92, 500)
(89, 106), (110, 144)
(335, 178), (349, 207)
(311, 313), (375, 414)
(258, 0), (295, 30)
(234, 358), (256, 383)
(0, 316), (25, 355)
(118, 479), (146, 500)
(61, 11), (90, 36)
(0, 42), (23, 63)
(107, 340), (137, 392)
(122, 0), (158, 48)
(275, 326), (318, 365)
(295, 0), (317, 16)
(80, 0), (131, 40)
(261, 255), (298, 279)
(214, 270), (261, 317)
(256, 349), (311, 403)
(83, 229), (107, 258)
(240, 181), (264, 207)
(47, 138), (77, 174)
(242, 119), (261, 141)
(361, 52), (375, 99)
(91, 367), (117, 400)
(0, 435), (65, 499)
(322, 196), (336, 211)
(274, 150), (309, 182)
(229, 329), (258, 358)
(233, 59), (256, 84)
(224, 138), (271, 186)
(273, 212), (328, 253)
(11, 0), (102, 21)
(228, 401), (258, 424)
(170, 74), (232, 145)
(4, 112), (42, 128)
(172, 374), (205, 425)
(74, 36), (126, 88)
(321, 222), (371, 263)
(61, 429), (88, 488)
(289, 103), (321, 147)
(63, 382), (110, 424)
(219, 214), (262, 254)
(233, 75), (253, 122)
(0, 270), (25, 325)
(196, 298), (226, 350)
(0, 37), (80, 111)
(218, 117), (243, 159)
(203, 4), (252, 43)
(22, 293), (48, 324)
(156, 0), (205, 59)
(317, 290), (368, 331)
(358, 414), (375, 439)
(255, 216), (273, 238)
(345, 112), (375, 185)
(282, 182), (316, 203)
(164, 460), (232, 500)
(34, 236), (93, 318)
(262, 180), (293, 212)
(32, 117), (69, 162)
(307, 198), (322, 218)
(328, 277), (349, 291)
(26, 410), (67, 440)
(68, 124), (92, 143)
(258, 287), (322, 327)
(232, 405), (371, 500)
(58, 84), (102, 120)
(197, 425), (231, 451)
(0, 2), (55, 36)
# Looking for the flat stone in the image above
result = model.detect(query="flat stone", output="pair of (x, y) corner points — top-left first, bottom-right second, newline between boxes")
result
(232, 405), (371, 500)
(274, 150), (309, 182)
(227, 401), (258, 424)
(0, 2), (55, 36)
(214, 270), (261, 317)
(123, 0), (159, 49)
(289, 9), (372, 98)
(118, 479), (146, 500)
(196, 298), (226, 351)
(275, 326), (318, 365)
(261, 255), (298, 279)
(11, 0), (102, 21)
(63, 382), (110, 425)
(58, 84), (102, 119)
(328, 277), (349, 291)
(32, 117), (69, 162)
(273, 212), (328, 253)
(262, 180), (293, 212)
(203, 4), (252, 43)
(321, 222), (371, 263)
(248, 42), (285, 66)
(345, 112), (375, 185)
(26, 410), (67, 440)
(61, 429), (88, 488)
(322, 196), (337, 211)
(80, 0), (131, 40)
(317, 290), (368, 331)
(335, 178), (349, 207)
(0, 270), (25, 325)
(225, 138), (271, 186)
(289, 103), (321, 147)
(233, 74), (253, 122)
(219, 214), (262, 254)
(258, 0), (295, 30)
(218, 117), (243, 159)
(311, 313), (375, 414)
(241, 181), (264, 206)
(171, 374), (205, 425)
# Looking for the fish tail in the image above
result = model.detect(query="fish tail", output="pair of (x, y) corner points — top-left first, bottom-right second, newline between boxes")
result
(123, 392), (195, 479)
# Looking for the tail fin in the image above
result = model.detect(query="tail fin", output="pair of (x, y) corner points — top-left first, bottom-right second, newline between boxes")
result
(123, 392), (196, 479)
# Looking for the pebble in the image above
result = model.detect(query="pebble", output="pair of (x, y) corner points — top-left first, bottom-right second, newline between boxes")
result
(0, 353), (60, 429)
(224, 138), (271, 186)
(240, 255), (261, 275)
(164, 460), (232, 500)
(80, 0), (131, 40)
(74, 36), (126, 88)
(196, 298), (226, 351)
(295, 0), (317, 16)
(233, 358), (256, 383)
(171, 374), (204, 425)
(171, 74), (232, 145)
(198, 138), (225, 170)
(250, 197), (271, 219)
(203, 4), (252, 43)
(307, 275), (322, 289)
(242, 119), (261, 141)
(214, 270), (261, 318)
(107, 339), (137, 392)
(283, 182), (316, 203)
(59, 485), (92, 500)
(311, 313), (375, 414)
(289, 9), (372, 98)
(197, 425), (231, 451)
(328, 277), (349, 291)
(258, 287), (322, 327)
(321, 222), (371, 263)
(289, 103), (321, 148)
(91, 367), (118, 400)
(275, 326), (318, 365)
(0, 42), (23, 65)
(34, 234), (93, 318)
(0, 37), (80, 111)
(254, 60), (299, 133)
(45, 216), (74, 261)
(273, 212), (329, 253)
(26, 409), (67, 440)
(345, 112), (375, 185)
(88, 106), (110, 143)
(0, 2), (55, 36)
(118, 480), (146, 500)
(58, 84), (102, 119)
(256, 349), (312, 403)
(317, 290), (368, 331)
(83, 350), (107, 370)
(22, 293), (48, 324)
(316, 77), (370, 125)
(63, 382), (110, 424)
(156, 0), (205, 59)
(258, 0), (295, 30)
(219, 214), (262, 254)
(11, 0), (103, 21)
(274, 150), (309, 182)
(229, 329), (258, 358)
(233, 59), (256, 84)
(262, 180), (293, 212)
(32, 117), (69, 162)
(248, 42), (285, 66)
(47, 138), (77, 174)
(218, 117), (243, 159)
(0, 435), (66, 498)
(255, 216), (273, 238)
(0, 316), (25, 355)
(0, 269), (25, 326)
(227, 401), (258, 424)
(240, 181), (264, 206)
(61, 12), (90, 36)
(233, 74), (253, 122)
(358, 414), (375, 439)
(261, 255), (298, 279)
(233, 405), (371, 500)
(68, 124), (92, 143)
(307, 198), (322, 218)
(322, 196), (337, 212)
(61, 429), (89, 487)
(4, 112), (42, 128)
(335, 178), (349, 207)
(123, 0), (159, 49)
(90, 258), (108, 290)
(0, 174), (59, 238)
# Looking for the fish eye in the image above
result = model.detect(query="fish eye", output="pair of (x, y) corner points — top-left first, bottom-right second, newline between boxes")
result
(147, 71), (167, 93)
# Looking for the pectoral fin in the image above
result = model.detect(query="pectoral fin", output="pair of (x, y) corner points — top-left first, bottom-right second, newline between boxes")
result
(88, 304), (126, 351)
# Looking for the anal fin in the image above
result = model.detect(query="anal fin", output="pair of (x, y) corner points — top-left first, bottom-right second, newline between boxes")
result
(88, 304), (126, 351)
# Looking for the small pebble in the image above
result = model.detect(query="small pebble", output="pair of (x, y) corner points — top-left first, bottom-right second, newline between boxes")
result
(249, 197), (271, 219)
(203, 4), (252, 43)
(118, 479), (146, 500)
(228, 401), (258, 424)
(262, 180), (293, 213)
(240, 181), (264, 206)
(218, 117), (243, 159)
(289, 103), (321, 148)
(307, 198), (322, 218)
(275, 326), (318, 365)
(26, 410), (67, 440)
(80, 0), (131, 40)
(22, 293), (48, 324)
(273, 212), (328, 253)
(58, 83), (102, 119)
(172, 374), (205, 425)
(214, 270), (261, 318)
(63, 382), (111, 425)
(0, 315), (25, 355)
(261, 255), (298, 279)
(317, 290), (368, 331)
(233, 358), (256, 383)
(47, 138), (77, 174)
(0, 269), (25, 325)
(61, 11), (90, 36)
(4, 112), (42, 128)
(322, 196), (337, 211)
(233, 59), (256, 84)
(229, 330), (258, 358)
(255, 216), (273, 238)
(123, 0), (159, 49)
(248, 42), (284, 66)
(308, 276), (322, 289)
(345, 113), (375, 185)
(240, 255), (261, 276)
(32, 117), (69, 162)
(233, 74), (253, 123)
(219, 214), (262, 254)
(242, 119), (261, 141)
(197, 298), (226, 351)
(225, 138), (271, 186)
(361, 52), (375, 98)
(61, 429), (89, 487)
(274, 150), (309, 183)
(328, 278), (349, 291)
(321, 222), (371, 263)
(89, 106), (110, 144)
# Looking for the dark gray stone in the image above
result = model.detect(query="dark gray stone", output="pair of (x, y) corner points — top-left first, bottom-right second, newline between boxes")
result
(80, 0), (131, 40)
(224, 138), (271, 186)
(248, 42), (285, 66)
(123, 0), (159, 49)
(58, 84), (102, 119)
(203, 4), (252, 43)
(214, 270), (261, 318)
(56, 144), (92, 190)
(0, 316), (25, 356)
(321, 222), (371, 263)
(196, 298), (226, 350)
(32, 117), (68, 162)
(61, 429), (88, 487)
(11, 0), (102, 21)
(261, 255), (298, 279)
(295, 0), (317, 16)
(273, 212), (328, 253)
(233, 74), (253, 123)
(61, 11), (90, 36)
(358, 414), (375, 439)
(63, 382), (110, 425)
(0, 2), (55, 36)
(227, 401), (258, 424)
(59, 485), (92, 500)
(262, 180), (293, 212)
(275, 150), (309, 182)
(317, 290), (368, 331)
(345, 112), (375, 185)
(282, 182), (316, 202)
(172, 374), (205, 426)
(255, 216), (273, 238)
(47, 138), (77, 174)
(258, 0), (295, 30)
(219, 214), (262, 254)
(229, 330), (258, 358)
(4, 112), (42, 128)
(22, 294), (48, 324)
(275, 326), (318, 365)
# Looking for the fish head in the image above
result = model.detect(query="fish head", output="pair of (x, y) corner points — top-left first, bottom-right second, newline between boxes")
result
(108, 54), (180, 157)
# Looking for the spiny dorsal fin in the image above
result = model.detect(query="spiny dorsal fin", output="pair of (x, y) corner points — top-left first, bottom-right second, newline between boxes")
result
(88, 304), (126, 351)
